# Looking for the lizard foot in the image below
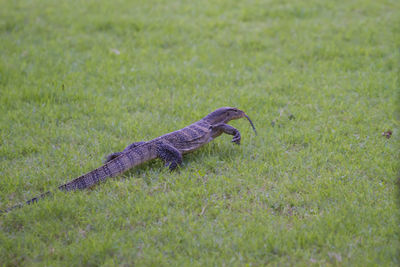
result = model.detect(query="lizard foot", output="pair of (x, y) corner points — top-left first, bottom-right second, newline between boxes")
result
(232, 133), (241, 145)
(156, 142), (183, 171)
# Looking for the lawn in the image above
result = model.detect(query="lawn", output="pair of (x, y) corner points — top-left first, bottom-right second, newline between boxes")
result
(0, 0), (399, 265)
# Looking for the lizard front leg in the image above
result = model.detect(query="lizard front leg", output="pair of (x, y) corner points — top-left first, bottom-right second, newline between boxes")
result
(156, 142), (183, 171)
(212, 124), (241, 145)
(105, 141), (146, 163)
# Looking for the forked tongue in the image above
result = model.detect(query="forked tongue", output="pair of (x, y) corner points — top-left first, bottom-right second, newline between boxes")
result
(244, 114), (257, 136)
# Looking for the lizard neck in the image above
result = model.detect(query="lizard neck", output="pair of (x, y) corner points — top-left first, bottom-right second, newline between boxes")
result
(202, 117), (227, 125)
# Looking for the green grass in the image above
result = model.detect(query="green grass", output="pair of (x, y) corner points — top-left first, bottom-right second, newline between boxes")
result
(1, 0), (399, 265)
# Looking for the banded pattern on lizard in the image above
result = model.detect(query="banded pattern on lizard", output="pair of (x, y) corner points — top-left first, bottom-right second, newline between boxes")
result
(2, 107), (256, 213)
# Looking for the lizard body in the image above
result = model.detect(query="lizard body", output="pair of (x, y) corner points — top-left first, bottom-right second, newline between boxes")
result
(2, 107), (256, 213)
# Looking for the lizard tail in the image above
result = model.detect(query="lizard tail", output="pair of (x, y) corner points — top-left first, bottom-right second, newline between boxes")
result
(59, 144), (152, 191)
(58, 152), (135, 191)
(1, 191), (52, 215)
(2, 143), (151, 214)
(1, 155), (126, 214)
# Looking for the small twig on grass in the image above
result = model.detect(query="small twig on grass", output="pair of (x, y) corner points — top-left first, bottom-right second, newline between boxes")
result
(199, 203), (208, 217)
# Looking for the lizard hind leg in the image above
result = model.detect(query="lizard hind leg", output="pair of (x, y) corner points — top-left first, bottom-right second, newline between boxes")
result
(156, 142), (183, 171)
(104, 141), (146, 163)
(104, 152), (123, 163)
(123, 141), (146, 152)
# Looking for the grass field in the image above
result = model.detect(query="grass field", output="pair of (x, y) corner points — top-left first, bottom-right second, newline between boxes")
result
(1, 0), (399, 265)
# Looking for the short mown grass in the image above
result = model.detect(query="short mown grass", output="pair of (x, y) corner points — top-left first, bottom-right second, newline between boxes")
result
(0, 0), (399, 265)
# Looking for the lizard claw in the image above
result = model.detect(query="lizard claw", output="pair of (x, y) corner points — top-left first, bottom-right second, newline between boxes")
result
(232, 137), (241, 145)
(169, 162), (179, 171)
(166, 161), (180, 171)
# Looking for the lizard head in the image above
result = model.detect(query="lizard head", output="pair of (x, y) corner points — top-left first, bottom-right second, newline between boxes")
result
(204, 107), (257, 135)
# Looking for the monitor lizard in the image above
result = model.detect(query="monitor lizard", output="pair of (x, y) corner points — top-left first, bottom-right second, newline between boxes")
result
(1, 107), (256, 213)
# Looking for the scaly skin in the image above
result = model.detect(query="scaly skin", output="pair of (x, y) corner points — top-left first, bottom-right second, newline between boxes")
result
(2, 107), (256, 213)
